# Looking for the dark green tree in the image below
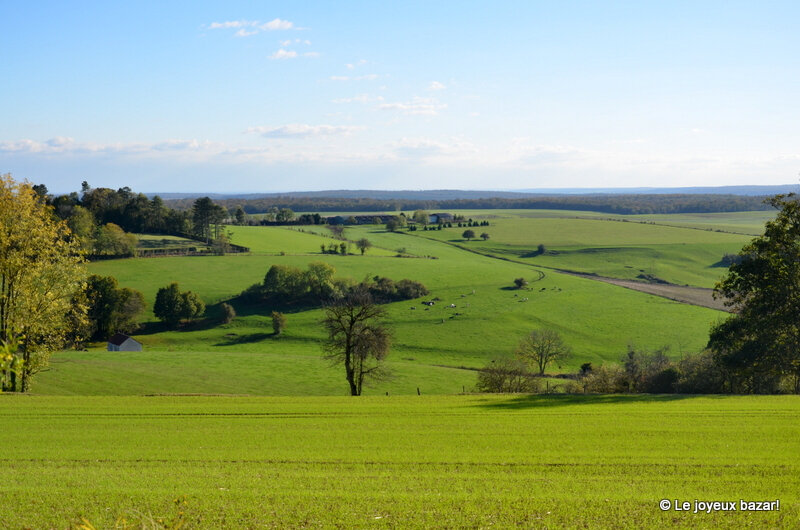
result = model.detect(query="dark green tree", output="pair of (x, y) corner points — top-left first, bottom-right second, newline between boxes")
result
(709, 195), (800, 393)
(85, 275), (146, 340)
(462, 229), (476, 241)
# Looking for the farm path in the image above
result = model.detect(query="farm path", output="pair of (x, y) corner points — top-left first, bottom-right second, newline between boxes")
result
(557, 271), (730, 312)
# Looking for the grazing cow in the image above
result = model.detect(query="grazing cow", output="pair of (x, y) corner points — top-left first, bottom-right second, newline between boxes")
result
(449, 303), (456, 308)
(410, 307), (416, 310)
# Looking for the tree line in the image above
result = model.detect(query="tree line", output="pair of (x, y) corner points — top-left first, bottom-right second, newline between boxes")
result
(164, 193), (772, 216)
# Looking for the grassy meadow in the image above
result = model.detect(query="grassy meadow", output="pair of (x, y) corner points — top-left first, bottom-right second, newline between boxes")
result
(0, 394), (796, 528)
(31, 213), (739, 396)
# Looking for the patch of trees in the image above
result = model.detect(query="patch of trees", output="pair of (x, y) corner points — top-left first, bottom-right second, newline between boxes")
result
(241, 262), (428, 307)
(166, 194), (773, 216)
(0, 174), (87, 392)
(153, 283), (206, 325)
(84, 275), (146, 341)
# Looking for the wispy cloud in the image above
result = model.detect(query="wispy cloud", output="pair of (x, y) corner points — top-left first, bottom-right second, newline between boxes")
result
(329, 74), (380, 82)
(207, 18), (295, 37)
(331, 94), (384, 104)
(429, 81), (446, 90)
(270, 49), (298, 60)
(245, 124), (364, 138)
(379, 97), (446, 116)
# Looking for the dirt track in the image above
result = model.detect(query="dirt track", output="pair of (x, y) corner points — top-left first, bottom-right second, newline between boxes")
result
(560, 271), (731, 312)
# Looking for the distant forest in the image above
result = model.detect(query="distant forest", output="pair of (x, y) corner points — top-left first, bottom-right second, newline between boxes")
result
(165, 194), (774, 216)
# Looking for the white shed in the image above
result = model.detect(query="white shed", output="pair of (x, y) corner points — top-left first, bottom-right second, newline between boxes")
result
(107, 333), (142, 352)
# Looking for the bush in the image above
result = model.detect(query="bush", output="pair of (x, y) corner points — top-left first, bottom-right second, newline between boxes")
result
(221, 302), (236, 324)
(271, 311), (287, 336)
(583, 364), (627, 393)
(476, 358), (541, 393)
(513, 277), (528, 289)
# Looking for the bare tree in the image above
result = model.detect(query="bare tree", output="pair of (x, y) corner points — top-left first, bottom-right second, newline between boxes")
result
(322, 291), (391, 395)
(515, 328), (571, 376)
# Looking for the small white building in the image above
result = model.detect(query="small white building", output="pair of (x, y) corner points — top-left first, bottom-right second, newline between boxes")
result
(107, 333), (142, 352)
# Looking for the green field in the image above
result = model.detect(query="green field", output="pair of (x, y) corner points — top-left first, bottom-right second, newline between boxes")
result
(32, 215), (733, 396)
(136, 233), (208, 251)
(0, 394), (796, 528)
(410, 216), (753, 287)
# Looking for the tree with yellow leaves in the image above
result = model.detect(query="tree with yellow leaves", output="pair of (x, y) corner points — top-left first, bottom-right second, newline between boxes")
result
(0, 174), (88, 392)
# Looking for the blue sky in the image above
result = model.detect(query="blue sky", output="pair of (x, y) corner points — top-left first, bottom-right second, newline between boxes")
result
(2, 1), (799, 193)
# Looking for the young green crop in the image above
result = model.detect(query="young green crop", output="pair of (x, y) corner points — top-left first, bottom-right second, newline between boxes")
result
(0, 394), (796, 528)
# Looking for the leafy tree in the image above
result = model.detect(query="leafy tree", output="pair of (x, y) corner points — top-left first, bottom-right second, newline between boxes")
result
(513, 277), (528, 289)
(85, 275), (146, 340)
(67, 205), (96, 252)
(322, 290), (391, 396)
(180, 291), (205, 321)
(94, 223), (138, 256)
(462, 229), (476, 241)
(412, 210), (430, 226)
(234, 206), (247, 225)
(221, 302), (236, 324)
(192, 197), (226, 244)
(480, 232), (490, 241)
(0, 174), (87, 392)
(153, 283), (183, 325)
(271, 311), (287, 336)
(385, 218), (400, 232)
(263, 265), (308, 300)
(276, 208), (295, 223)
(153, 283), (205, 325)
(305, 261), (336, 299)
(515, 329), (571, 376)
(355, 238), (372, 255)
(709, 194), (800, 393)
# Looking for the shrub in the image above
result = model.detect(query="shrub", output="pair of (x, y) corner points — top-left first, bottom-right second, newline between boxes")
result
(221, 302), (236, 324)
(476, 358), (541, 393)
(271, 311), (287, 336)
(513, 277), (528, 289)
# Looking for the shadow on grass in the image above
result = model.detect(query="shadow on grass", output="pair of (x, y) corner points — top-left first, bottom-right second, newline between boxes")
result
(476, 393), (722, 410)
(214, 332), (275, 346)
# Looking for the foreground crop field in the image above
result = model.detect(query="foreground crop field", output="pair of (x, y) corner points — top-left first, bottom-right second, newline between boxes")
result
(0, 394), (797, 528)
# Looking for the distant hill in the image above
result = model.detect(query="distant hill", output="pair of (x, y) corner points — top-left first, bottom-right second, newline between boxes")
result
(150, 184), (799, 201)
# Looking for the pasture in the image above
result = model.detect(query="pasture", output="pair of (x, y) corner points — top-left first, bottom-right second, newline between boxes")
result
(0, 394), (796, 528)
(413, 215), (753, 287)
(35, 217), (732, 396)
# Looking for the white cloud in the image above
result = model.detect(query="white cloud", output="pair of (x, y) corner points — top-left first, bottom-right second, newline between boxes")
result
(329, 74), (379, 82)
(245, 124), (364, 138)
(332, 94), (384, 104)
(270, 49), (297, 60)
(346, 63), (355, 70)
(429, 81), (446, 90)
(208, 18), (294, 37)
(280, 39), (292, 47)
(390, 137), (478, 160)
(261, 18), (294, 30)
(209, 20), (256, 29)
(379, 97), (446, 116)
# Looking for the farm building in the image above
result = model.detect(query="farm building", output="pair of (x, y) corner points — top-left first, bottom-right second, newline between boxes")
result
(107, 333), (142, 352)
(429, 213), (454, 224)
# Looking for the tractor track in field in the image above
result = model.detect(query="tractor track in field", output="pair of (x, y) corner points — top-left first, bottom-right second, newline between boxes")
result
(548, 270), (731, 312)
